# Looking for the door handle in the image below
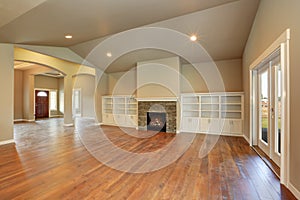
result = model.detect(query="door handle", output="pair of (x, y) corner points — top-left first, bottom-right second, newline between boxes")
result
(271, 107), (274, 118)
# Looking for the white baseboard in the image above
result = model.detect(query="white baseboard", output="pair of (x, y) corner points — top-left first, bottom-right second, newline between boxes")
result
(177, 130), (246, 137)
(0, 139), (15, 146)
(288, 182), (300, 199)
(14, 119), (35, 122)
(64, 123), (74, 127)
(14, 119), (24, 122)
(50, 115), (64, 118)
(220, 132), (244, 137)
(243, 135), (250, 144)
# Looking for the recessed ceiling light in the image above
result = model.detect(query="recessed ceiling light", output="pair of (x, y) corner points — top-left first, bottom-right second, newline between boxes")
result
(106, 52), (112, 57)
(65, 34), (73, 39)
(190, 35), (197, 41)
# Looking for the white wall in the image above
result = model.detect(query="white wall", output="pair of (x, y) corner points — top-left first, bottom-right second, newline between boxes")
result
(243, 0), (300, 194)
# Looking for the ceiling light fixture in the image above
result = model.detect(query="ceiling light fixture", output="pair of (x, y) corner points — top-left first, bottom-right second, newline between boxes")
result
(190, 35), (197, 41)
(106, 52), (112, 57)
(65, 34), (73, 39)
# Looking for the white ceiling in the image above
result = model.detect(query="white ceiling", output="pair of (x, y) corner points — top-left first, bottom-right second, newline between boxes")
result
(1, 0), (260, 73)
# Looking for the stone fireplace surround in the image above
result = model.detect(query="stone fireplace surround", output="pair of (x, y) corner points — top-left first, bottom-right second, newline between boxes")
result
(137, 99), (177, 133)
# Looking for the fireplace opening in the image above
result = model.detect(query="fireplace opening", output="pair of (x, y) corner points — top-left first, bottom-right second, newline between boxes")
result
(147, 112), (166, 132)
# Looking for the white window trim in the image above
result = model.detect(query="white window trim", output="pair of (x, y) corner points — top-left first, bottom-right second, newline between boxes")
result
(249, 29), (290, 186)
(72, 88), (82, 117)
(49, 90), (58, 111)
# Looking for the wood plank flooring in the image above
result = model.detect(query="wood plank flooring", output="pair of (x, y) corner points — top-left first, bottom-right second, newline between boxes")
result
(252, 145), (280, 178)
(0, 118), (296, 199)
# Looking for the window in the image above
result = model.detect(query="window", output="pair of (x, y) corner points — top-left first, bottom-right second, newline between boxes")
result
(37, 91), (48, 97)
(50, 90), (57, 110)
(72, 89), (81, 116)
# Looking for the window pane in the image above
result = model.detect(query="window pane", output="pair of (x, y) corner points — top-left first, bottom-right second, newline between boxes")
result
(260, 70), (268, 143)
(50, 91), (57, 110)
(37, 91), (47, 97)
(277, 66), (281, 154)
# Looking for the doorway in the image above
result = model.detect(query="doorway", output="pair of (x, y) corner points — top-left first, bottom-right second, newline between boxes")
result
(72, 89), (81, 117)
(256, 50), (281, 167)
(250, 29), (290, 185)
(35, 90), (49, 119)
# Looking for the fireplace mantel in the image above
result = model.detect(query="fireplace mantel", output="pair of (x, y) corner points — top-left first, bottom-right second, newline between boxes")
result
(136, 97), (178, 102)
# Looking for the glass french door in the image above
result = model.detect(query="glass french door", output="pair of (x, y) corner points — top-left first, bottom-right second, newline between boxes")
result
(257, 52), (281, 167)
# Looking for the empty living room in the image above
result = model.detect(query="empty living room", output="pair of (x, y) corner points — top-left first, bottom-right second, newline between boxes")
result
(0, 0), (300, 199)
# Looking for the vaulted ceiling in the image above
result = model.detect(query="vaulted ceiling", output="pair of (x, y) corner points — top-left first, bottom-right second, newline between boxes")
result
(0, 0), (260, 72)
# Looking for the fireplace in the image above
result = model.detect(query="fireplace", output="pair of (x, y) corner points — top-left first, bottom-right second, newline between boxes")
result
(147, 112), (166, 132)
(138, 101), (176, 133)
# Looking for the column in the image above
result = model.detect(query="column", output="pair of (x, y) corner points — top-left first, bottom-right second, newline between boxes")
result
(0, 44), (14, 143)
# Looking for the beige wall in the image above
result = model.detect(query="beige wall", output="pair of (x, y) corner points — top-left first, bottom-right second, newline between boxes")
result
(21, 66), (53, 120)
(23, 71), (35, 120)
(14, 47), (95, 125)
(107, 58), (242, 96)
(58, 78), (64, 114)
(34, 75), (62, 116)
(181, 59), (242, 93)
(96, 70), (108, 122)
(137, 57), (180, 98)
(14, 70), (23, 120)
(243, 0), (300, 192)
(73, 74), (96, 118)
(108, 69), (137, 95)
(35, 75), (58, 90)
(0, 44), (14, 142)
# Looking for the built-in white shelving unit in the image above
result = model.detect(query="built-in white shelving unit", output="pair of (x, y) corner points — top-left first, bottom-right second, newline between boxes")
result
(102, 96), (137, 127)
(180, 92), (244, 136)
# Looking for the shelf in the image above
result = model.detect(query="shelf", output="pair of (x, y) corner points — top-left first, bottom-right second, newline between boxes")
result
(221, 110), (242, 112)
(102, 96), (138, 127)
(181, 93), (243, 134)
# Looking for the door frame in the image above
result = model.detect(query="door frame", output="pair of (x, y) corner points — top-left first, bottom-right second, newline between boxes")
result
(257, 64), (271, 156)
(34, 89), (49, 119)
(255, 53), (281, 166)
(72, 88), (82, 117)
(34, 88), (57, 118)
(249, 29), (290, 185)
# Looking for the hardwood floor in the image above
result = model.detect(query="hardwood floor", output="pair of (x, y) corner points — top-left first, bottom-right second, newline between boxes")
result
(0, 118), (296, 199)
(252, 146), (280, 178)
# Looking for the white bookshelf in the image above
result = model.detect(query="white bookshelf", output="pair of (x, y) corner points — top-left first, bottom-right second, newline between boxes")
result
(180, 92), (244, 135)
(102, 96), (137, 127)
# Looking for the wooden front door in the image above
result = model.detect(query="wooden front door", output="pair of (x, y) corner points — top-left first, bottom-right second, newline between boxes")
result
(35, 90), (49, 119)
